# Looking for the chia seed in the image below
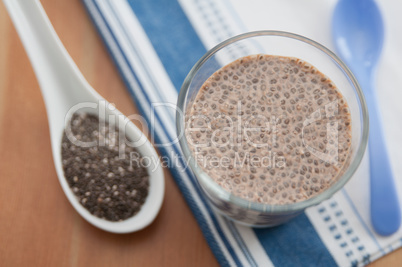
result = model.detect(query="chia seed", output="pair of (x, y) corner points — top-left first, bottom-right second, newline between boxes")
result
(61, 113), (149, 221)
(186, 54), (352, 205)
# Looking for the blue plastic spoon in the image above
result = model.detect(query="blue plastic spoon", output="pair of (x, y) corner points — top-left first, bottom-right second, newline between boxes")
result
(333, 0), (401, 236)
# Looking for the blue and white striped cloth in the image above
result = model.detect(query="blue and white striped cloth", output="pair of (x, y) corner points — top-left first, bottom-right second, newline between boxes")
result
(82, 0), (402, 266)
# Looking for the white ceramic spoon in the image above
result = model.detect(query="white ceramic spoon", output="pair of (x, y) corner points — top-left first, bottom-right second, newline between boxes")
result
(3, 0), (164, 233)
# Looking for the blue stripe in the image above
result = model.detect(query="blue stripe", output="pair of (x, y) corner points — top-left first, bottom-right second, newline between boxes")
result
(126, 0), (207, 92)
(225, 219), (258, 267)
(82, 0), (241, 266)
(105, 0), (173, 122)
(342, 189), (384, 255)
(221, 0), (248, 33)
(254, 213), (338, 267)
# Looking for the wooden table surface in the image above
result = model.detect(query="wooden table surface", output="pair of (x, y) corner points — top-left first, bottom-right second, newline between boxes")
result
(0, 1), (400, 266)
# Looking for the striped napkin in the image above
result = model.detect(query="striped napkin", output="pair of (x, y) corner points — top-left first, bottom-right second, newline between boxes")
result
(82, 0), (402, 266)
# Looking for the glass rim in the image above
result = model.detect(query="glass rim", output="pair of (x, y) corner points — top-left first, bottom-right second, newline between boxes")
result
(176, 30), (369, 213)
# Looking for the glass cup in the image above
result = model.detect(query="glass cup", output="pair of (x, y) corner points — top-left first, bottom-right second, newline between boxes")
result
(176, 31), (368, 227)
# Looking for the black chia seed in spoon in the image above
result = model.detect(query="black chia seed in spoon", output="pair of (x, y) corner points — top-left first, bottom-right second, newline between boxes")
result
(61, 113), (149, 221)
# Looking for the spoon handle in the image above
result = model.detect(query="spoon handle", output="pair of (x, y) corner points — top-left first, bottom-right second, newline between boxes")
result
(359, 75), (401, 236)
(2, 0), (91, 119)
